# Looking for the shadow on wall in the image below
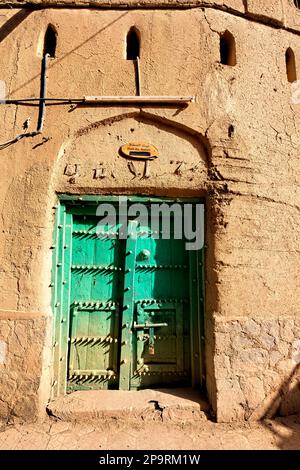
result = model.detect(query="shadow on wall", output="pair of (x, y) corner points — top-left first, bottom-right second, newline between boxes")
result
(262, 363), (300, 449)
(10, 11), (129, 96)
(0, 9), (32, 43)
(266, 363), (300, 417)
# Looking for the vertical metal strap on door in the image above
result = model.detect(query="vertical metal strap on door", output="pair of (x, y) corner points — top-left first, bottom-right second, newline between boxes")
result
(52, 203), (72, 396)
(52, 204), (72, 397)
(120, 221), (137, 390)
(59, 210), (72, 394)
(189, 250), (202, 388)
(51, 203), (64, 398)
(188, 202), (205, 388)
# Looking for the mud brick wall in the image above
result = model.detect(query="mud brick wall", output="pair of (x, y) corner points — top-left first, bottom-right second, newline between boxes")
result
(0, 1), (299, 421)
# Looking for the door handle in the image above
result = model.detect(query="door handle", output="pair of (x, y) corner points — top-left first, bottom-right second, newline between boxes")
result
(133, 321), (168, 330)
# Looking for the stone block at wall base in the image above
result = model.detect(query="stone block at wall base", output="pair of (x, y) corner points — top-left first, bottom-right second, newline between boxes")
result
(212, 316), (300, 422)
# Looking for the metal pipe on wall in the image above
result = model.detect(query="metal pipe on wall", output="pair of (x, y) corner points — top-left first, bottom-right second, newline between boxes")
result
(37, 52), (49, 132)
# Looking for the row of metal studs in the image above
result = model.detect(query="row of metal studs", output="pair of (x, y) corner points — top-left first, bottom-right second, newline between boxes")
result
(72, 265), (188, 271)
(73, 231), (118, 236)
(134, 371), (188, 376)
(136, 264), (188, 269)
(73, 301), (119, 307)
(73, 299), (187, 307)
(72, 230), (169, 236)
(69, 374), (116, 380)
(136, 299), (188, 304)
(73, 230), (98, 235)
(137, 335), (178, 341)
(71, 265), (122, 271)
(70, 337), (118, 344)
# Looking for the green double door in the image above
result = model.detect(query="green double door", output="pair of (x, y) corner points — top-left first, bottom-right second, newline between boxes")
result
(52, 198), (204, 395)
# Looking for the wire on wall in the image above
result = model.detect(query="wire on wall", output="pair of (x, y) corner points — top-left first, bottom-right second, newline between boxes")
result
(0, 50), (49, 150)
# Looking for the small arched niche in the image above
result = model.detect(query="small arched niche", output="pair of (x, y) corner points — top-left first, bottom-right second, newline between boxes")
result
(44, 24), (57, 58)
(228, 124), (235, 139)
(286, 47), (297, 83)
(126, 27), (140, 60)
(220, 31), (236, 66)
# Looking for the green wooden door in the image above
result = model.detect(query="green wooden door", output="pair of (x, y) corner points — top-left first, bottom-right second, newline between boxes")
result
(52, 198), (204, 394)
(120, 217), (193, 390)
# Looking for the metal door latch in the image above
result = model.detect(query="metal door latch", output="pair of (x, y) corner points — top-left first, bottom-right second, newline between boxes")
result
(133, 321), (168, 355)
(133, 321), (168, 329)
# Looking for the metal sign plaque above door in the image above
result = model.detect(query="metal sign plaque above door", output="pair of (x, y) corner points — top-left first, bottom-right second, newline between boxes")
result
(120, 142), (159, 160)
(51, 196), (205, 397)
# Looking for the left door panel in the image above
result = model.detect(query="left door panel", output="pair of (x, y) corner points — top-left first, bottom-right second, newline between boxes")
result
(68, 213), (123, 390)
(52, 205), (124, 395)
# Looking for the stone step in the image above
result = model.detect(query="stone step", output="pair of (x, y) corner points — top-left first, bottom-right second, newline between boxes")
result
(47, 388), (210, 423)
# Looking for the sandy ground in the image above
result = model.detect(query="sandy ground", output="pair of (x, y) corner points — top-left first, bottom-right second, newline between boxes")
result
(0, 415), (300, 450)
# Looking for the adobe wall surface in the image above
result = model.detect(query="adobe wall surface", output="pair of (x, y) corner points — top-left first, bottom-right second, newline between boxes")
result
(0, 312), (48, 421)
(207, 316), (300, 421)
(1, 1), (300, 32)
(0, 1), (299, 422)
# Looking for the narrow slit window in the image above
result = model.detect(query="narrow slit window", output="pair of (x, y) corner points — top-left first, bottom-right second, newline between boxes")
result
(228, 125), (235, 138)
(286, 47), (297, 83)
(220, 31), (236, 66)
(44, 25), (57, 58)
(126, 28), (140, 60)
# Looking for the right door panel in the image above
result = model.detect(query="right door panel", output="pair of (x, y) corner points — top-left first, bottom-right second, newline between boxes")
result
(121, 211), (198, 390)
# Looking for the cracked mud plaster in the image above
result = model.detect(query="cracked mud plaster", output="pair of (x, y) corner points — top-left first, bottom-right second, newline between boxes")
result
(3, 415), (300, 450)
(0, 1), (299, 423)
(0, 341), (6, 365)
(210, 317), (300, 422)
(0, 1), (294, 30)
(0, 317), (47, 423)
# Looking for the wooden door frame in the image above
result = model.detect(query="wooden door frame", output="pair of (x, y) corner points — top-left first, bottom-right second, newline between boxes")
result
(51, 194), (206, 397)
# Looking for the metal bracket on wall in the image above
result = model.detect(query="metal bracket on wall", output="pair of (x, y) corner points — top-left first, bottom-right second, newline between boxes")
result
(83, 96), (195, 105)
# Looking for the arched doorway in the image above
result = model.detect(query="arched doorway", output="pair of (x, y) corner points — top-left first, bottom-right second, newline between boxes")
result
(51, 112), (210, 396)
